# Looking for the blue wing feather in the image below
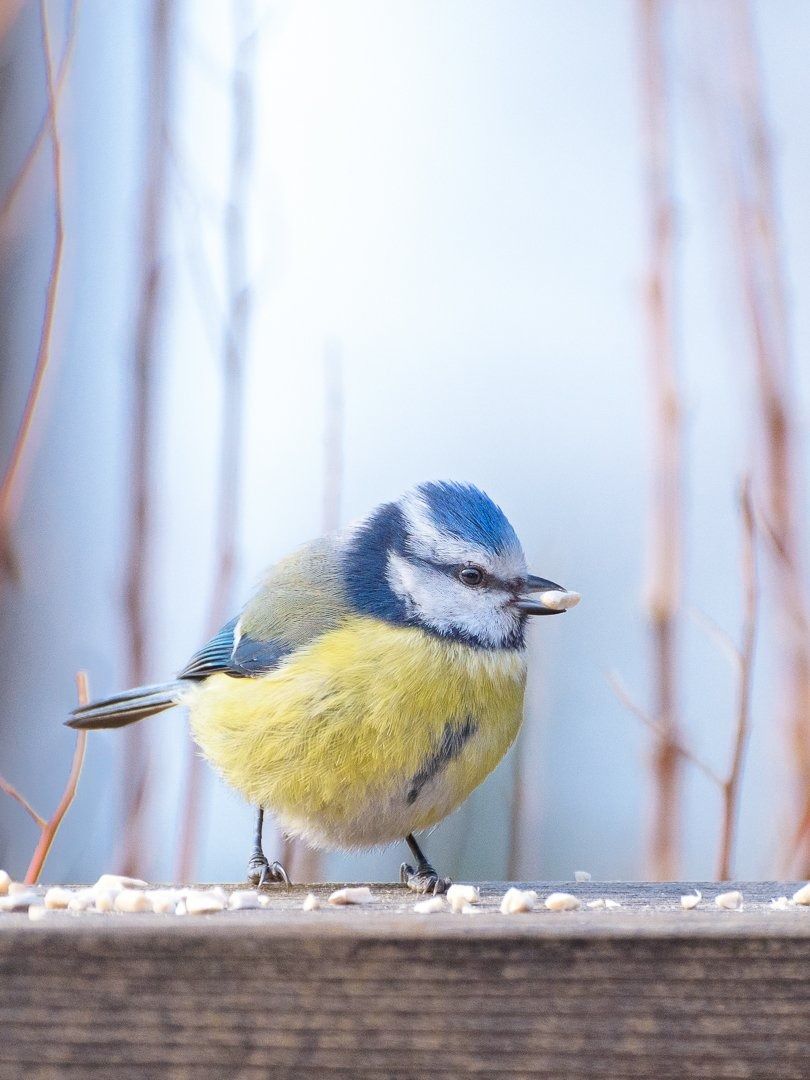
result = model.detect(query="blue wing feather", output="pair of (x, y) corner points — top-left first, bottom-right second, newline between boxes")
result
(178, 616), (292, 680)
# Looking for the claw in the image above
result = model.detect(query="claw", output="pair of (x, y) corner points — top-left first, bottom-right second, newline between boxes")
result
(269, 860), (291, 886)
(400, 860), (451, 895)
(247, 851), (292, 888)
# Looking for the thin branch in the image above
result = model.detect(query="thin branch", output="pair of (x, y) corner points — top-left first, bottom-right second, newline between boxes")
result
(175, 0), (256, 882)
(0, 0), (78, 227)
(0, 0), (76, 583)
(0, 775), (46, 829)
(723, 1), (810, 874)
(716, 479), (758, 880)
(119, 0), (175, 877)
(24, 672), (89, 884)
(689, 607), (743, 672)
(609, 673), (724, 789)
(0, 0), (26, 47)
(637, 0), (684, 879)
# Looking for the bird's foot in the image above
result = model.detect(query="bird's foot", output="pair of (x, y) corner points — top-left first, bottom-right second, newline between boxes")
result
(400, 861), (451, 895)
(247, 851), (292, 888)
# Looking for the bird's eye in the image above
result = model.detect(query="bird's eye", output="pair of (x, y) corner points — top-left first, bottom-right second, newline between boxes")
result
(458, 566), (484, 587)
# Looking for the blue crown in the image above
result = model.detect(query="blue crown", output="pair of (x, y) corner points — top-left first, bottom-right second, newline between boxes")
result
(415, 481), (520, 557)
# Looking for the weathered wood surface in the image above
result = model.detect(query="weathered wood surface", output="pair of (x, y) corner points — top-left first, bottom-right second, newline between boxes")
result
(1, 880), (809, 1079)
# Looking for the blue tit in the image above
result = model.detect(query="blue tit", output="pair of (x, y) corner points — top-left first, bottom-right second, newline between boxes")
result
(69, 481), (580, 893)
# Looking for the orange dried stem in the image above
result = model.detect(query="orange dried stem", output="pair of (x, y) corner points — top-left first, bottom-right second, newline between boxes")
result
(715, 480), (758, 880)
(0, 0), (75, 559)
(24, 672), (89, 885)
(726, 4), (810, 874)
(0, 0), (77, 226)
(609, 673), (723, 789)
(0, 775), (46, 829)
(637, 0), (684, 880)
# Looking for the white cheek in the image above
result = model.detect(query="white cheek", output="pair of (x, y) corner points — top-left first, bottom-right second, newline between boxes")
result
(386, 554), (518, 647)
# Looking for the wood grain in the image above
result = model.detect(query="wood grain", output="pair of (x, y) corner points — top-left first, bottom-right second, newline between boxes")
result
(1, 881), (808, 1079)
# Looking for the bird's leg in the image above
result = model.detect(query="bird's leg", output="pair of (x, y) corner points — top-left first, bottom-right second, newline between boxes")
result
(400, 833), (451, 895)
(246, 807), (292, 887)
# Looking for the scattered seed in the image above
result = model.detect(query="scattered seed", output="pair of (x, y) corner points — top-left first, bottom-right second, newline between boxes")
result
(328, 886), (376, 906)
(92, 874), (149, 895)
(413, 896), (445, 913)
(715, 890), (743, 911)
(94, 890), (118, 912)
(574, 871), (592, 883)
(446, 884), (480, 912)
(604, 899), (622, 910)
(302, 893), (321, 911)
(113, 889), (151, 913)
(183, 890), (226, 915)
(792, 882), (810, 906)
(67, 889), (95, 912)
(680, 890), (702, 910)
(544, 892), (581, 912)
(500, 888), (538, 914)
(44, 887), (74, 910)
(144, 889), (180, 914)
(0, 870), (10, 896)
(228, 890), (264, 911)
(769, 896), (793, 910)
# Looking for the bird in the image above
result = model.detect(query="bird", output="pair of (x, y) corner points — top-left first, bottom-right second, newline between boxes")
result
(68, 481), (580, 894)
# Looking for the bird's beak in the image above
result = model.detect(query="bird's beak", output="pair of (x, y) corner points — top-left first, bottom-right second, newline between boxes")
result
(512, 574), (581, 616)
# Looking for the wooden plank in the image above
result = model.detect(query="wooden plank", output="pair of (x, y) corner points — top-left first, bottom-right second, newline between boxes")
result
(1, 881), (809, 1079)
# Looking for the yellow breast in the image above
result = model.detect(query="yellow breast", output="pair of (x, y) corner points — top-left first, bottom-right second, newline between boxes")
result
(186, 616), (526, 849)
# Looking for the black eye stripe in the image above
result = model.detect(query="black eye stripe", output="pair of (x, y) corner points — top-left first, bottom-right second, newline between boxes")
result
(407, 555), (515, 591)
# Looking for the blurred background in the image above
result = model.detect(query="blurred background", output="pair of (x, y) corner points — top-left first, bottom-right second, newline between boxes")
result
(1, 0), (809, 886)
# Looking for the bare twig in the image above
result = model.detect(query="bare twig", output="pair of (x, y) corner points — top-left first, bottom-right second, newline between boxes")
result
(0, 0), (76, 584)
(0, 0), (78, 228)
(24, 672), (89, 884)
(689, 607), (743, 672)
(637, 0), (684, 879)
(716, 480), (758, 880)
(175, 1), (256, 882)
(0, 0), (25, 46)
(0, 775), (46, 829)
(609, 673), (723, 788)
(723, 2), (810, 874)
(119, 0), (175, 877)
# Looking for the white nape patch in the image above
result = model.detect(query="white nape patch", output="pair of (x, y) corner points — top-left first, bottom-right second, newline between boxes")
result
(399, 489), (528, 583)
(386, 551), (521, 647)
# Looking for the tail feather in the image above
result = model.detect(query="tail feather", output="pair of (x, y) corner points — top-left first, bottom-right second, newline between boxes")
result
(67, 681), (186, 730)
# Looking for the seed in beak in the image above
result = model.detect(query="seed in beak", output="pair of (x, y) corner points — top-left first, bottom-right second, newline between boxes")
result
(537, 590), (581, 612)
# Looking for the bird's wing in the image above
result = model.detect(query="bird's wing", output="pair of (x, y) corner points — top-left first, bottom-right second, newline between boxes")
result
(178, 536), (349, 681)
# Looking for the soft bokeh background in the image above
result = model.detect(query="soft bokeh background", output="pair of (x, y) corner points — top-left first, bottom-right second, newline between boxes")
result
(1, 0), (809, 884)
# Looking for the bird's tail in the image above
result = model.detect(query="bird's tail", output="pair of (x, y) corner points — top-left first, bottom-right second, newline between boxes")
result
(66, 681), (187, 730)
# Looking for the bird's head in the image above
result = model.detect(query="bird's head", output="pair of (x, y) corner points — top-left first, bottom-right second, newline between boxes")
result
(342, 481), (579, 649)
